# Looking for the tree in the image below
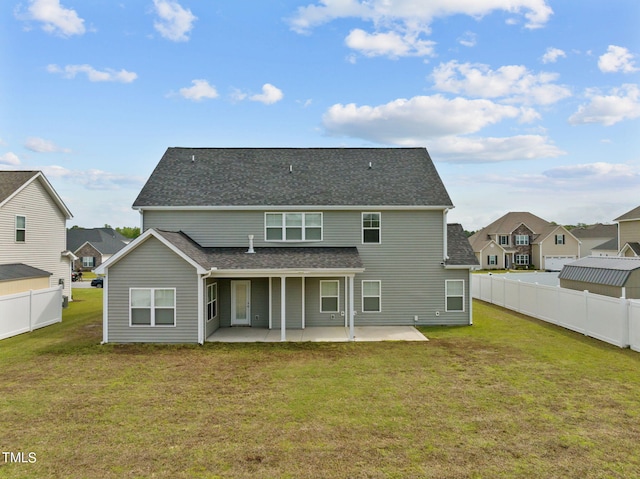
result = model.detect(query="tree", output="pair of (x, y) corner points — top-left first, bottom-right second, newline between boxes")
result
(115, 226), (140, 239)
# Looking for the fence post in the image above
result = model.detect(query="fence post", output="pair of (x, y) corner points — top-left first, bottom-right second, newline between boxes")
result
(29, 289), (34, 332)
(583, 290), (589, 336)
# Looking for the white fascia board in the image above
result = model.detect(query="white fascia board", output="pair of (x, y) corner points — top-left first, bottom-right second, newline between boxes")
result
(134, 205), (454, 212)
(444, 264), (480, 270)
(0, 172), (73, 219)
(95, 229), (207, 275)
(207, 267), (365, 278)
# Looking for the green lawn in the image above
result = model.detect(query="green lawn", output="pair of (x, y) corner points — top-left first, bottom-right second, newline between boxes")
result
(1, 289), (639, 478)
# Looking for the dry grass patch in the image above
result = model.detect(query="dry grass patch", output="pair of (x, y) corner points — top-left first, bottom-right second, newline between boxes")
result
(1, 291), (639, 478)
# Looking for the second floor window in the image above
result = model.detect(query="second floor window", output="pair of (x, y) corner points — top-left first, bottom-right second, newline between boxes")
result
(498, 235), (509, 246)
(362, 212), (381, 244)
(555, 234), (565, 245)
(515, 235), (529, 245)
(15, 215), (26, 242)
(265, 213), (322, 241)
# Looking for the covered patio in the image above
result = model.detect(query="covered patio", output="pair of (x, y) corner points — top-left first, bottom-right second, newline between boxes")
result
(206, 326), (428, 342)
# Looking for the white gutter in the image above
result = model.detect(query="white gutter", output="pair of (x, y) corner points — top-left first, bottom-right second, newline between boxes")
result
(135, 205), (455, 212)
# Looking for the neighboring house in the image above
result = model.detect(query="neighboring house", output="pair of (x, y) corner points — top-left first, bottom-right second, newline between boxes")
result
(615, 206), (640, 257)
(0, 171), (74, 298)
(559, 256), (640, 299)
(67, 227), (129, 271)
(570, 224), (618, 257)
(468, 212), (580, 271)
(96, 147), (479, 344)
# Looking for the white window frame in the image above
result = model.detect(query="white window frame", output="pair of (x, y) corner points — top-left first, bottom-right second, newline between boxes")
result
(264, 212), (323, 242)
(445, 280), (465, 312)
(129, 288), (176, 327)
(515, 235), (529, 245)
(515, 254), (529, 265)
(555, 234), (565, 245)
(487, 255), (498, 266)
(319, 280), (340, 313)
(15, 215), (26, 243)
(207, 283), (218, 322)
(498, 235), (509, 246)
(362, 280), (381, 313)
(82, 256), (95, 268)
(362, 212), (381, 244)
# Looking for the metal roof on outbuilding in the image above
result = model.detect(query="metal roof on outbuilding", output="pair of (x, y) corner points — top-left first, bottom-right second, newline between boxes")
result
(558, 257), (640, 287)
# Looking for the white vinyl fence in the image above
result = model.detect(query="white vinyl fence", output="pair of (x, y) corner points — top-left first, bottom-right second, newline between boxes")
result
(472, 274), (640, 351)
(0, 286), (63, 340)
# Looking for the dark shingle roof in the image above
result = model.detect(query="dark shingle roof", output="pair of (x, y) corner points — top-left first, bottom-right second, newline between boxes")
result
(559, 257), (640, 287)
(593, 238), (618, 251)
(0, 263), (52, 282)
(155, 230), (364, 271)
(67, 228), (128, 254)
(614, 206), (640, 222)
(0, 171), (39, 204)
(570, 223), (617, 239)
(446, 224), (479, 266)
(133, 148), (453, 208)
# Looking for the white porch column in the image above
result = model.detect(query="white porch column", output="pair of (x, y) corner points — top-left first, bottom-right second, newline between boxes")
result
(280, 276), (286, 341)
(268, 277), (273, 329)
(301, 276), (306, 329)
(344, 275), (348, 327)
(349, 275), (355, 341)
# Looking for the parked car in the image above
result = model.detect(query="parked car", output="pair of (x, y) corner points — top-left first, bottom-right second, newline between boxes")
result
(91, 277), (104, 288)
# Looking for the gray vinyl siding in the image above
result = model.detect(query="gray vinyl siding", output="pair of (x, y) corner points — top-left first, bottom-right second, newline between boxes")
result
(143, 208), (472, 327)
(214, 278), (270, 329)
(0, 179), (71, 298)
(106, 236), (199, 343)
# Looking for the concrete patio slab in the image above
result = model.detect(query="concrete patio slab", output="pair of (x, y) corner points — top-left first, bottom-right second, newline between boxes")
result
(206, 326), (428, 343)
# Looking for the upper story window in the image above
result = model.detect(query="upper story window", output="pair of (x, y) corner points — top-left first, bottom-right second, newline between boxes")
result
(498, 235), (509, 246)
(555, 234), (565, 245)
(362, 212), (381, 244)
(265, 213), (322, 242)
(15, 215), (26, 242)
(515, 235), (529, 245)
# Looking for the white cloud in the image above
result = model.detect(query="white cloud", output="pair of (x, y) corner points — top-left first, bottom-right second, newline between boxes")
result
(598, 45), (638, 73)
(179, 79), (218, 101)
(345, 29), (435, 58)
(250, 84), (284, 105)
(0, 152), (21, 166)
(152, 0), (197, 42)
(20, 0), (85, 37)
(569, 84), (640, 126)
(322, 95), (533, 144)
(543, 162), (638, 182)
(24, 137), (71, 153)
(541, 47), (566, 64)
(47, 64), (137, 83)
(430, 135), (565, 163)
(458, 31), (477, 48)
(41, 165), (145, 190)
(290, 0), (553, 33)
(432, 61), (571, 105)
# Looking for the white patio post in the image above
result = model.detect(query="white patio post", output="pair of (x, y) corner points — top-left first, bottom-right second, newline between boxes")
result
(349, 275), (355, 341)
(302, 276), (307, 329)
(344, 275), (348, 327)
(281, 276), (286, 341)
(268, 277), (273, 329)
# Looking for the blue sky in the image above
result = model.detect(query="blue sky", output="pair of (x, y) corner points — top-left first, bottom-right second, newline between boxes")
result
(1, 0), (639, 231)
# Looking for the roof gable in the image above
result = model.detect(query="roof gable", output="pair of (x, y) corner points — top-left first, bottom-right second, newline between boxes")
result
(133, 147), (453, 208)
(67, 228), (128, 254)
(614, 205), (640, 222)
(0, 171), (72, 219)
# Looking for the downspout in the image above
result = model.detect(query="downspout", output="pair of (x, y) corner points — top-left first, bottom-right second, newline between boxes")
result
(443, 209), (450, 261)
(102, 270), (108, 344)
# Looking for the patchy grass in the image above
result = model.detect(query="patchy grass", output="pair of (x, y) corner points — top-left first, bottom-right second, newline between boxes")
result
(1, 292), (639, 478)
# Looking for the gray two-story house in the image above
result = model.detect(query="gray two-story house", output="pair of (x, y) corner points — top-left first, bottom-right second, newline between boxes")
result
(96, 148), (478, 343)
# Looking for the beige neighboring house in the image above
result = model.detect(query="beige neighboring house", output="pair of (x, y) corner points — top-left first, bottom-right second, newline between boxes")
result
(469, 212), (580, 271)
(0, 171), (74, 298)
(570, 224), (618, 257)
(615, 206), (640, 257)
